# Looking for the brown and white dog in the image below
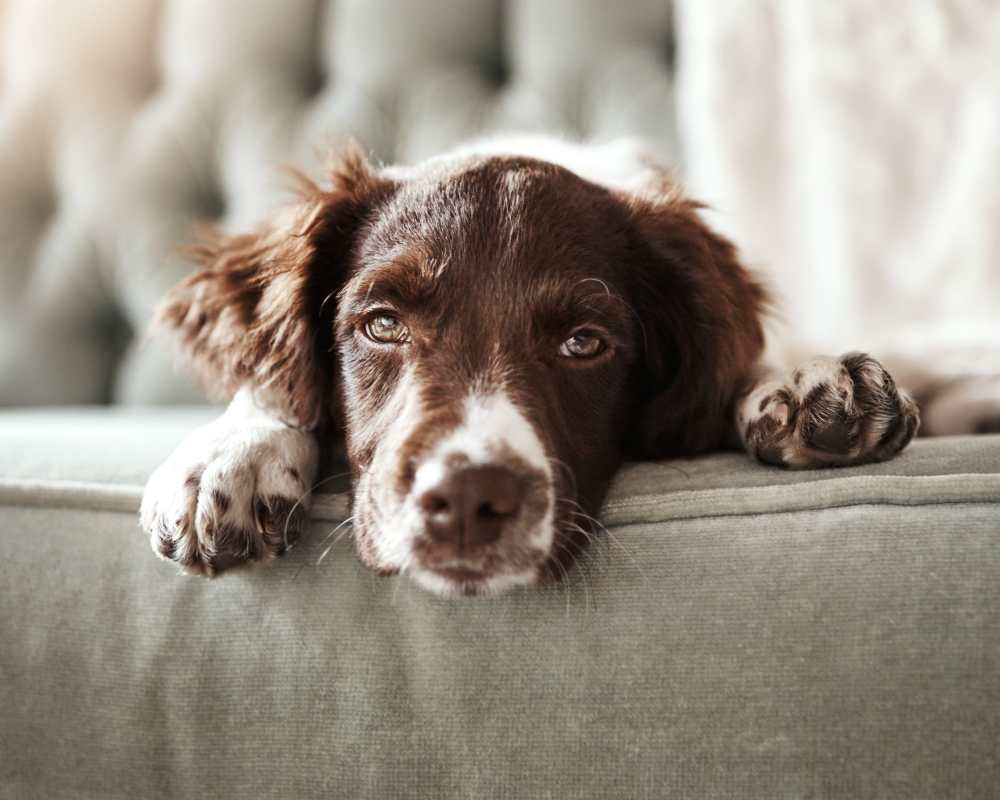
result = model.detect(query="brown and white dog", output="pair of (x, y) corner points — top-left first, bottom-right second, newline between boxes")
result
(140, 137), (924, 597)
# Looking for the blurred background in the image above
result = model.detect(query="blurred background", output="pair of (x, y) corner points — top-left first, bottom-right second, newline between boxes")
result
(1, 0), (998, 408)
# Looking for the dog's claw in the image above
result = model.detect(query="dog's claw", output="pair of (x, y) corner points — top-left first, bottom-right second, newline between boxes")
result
(140, 420), (318, 575)
(742, 352), (919, 468)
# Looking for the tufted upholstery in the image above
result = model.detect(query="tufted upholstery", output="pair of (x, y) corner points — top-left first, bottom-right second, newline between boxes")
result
(0, 0), (676, 406)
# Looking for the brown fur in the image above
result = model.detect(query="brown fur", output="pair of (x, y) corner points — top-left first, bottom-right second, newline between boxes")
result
(157, 142), (391, 429)
(156, 142), (770, 581)
(622, 194), (769, 457)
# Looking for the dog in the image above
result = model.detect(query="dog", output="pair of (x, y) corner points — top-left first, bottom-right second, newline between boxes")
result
(140, 136), (925, 597)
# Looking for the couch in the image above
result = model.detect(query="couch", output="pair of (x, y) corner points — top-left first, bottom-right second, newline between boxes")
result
(2, 2), (998, 798)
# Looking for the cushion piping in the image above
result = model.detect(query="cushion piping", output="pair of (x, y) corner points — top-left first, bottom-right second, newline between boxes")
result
(1, 473), (996, 528)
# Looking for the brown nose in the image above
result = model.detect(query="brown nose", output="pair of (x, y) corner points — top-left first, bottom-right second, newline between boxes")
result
(417, 465), (523, 548)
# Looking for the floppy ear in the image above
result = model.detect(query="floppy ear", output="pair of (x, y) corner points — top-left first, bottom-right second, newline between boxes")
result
(624, 192), (770, 458)
(157, 143), (387, 430)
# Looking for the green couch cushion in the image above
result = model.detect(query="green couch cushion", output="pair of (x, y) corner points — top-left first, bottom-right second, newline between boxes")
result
(1, 409), (999, 798)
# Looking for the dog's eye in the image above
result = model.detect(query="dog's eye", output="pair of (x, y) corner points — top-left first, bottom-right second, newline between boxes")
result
(364, 313), (410, 344)
(558, 331), (606, 359)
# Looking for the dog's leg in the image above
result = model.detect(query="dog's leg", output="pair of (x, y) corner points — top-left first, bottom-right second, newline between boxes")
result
(918, 376), (1000, 434)
(734, 353), (920, 468)
(140, 388), (319, 575)
(873, 349), (1000, 436)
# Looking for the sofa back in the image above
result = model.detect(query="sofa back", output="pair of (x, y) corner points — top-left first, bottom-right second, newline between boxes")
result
(0, 0), (676, 406)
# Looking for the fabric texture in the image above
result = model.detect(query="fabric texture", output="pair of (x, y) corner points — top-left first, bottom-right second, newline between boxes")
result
(0, 0), (675, 407)
(2, 408), (999, 799)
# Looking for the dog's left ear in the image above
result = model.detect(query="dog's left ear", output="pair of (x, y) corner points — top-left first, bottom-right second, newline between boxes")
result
(623, 192), (769, 458)
(157, 142), (391, 430)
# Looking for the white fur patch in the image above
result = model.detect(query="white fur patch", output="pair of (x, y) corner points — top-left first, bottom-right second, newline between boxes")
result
(139, 387), (319, 573)
(368, 385), (555, 595)
(362, 366), (427, 569)
(409, 566), (538, 598)
(385, 134), (664, 197)
(416, 388), (554, 556)
(426, 389), (549, 471)
(445, 134), (660, 193)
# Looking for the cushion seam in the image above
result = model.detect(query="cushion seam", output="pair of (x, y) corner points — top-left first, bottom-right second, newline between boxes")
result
(606, 498), (1000, 526)
(1, 475), (997, 527)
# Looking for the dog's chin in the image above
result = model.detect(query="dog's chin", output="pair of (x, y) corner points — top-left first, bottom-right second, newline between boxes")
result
(409, 563), (540, 598)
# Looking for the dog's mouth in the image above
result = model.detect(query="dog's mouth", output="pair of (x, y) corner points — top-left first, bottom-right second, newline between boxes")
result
(406, 531), (551, 597)
(409, 559), (542, 597)
(434, 565), (487, 583)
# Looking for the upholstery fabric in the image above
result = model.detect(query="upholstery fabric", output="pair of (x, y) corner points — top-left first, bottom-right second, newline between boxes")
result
(0, 0), (675, 407)
(1, 409), (999, 798)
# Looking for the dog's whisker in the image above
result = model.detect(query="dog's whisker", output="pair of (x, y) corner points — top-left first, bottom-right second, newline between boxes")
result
(556, 502), (647, 587)
(283, 469), (353, 549)
(317, 513), (355, 546)
(566, 509), (647, 586)
(315, 517), (355, 566)
(575, 277), (612, 297)
(574, 277), (649, 355)
(318, 290), (338, 318)
(391, 554), (415, 607)
(602, 531), (646, 581)
(563, 505), (609, 541)
(547, 540), (575, 620)
(553, 536), (593, 615)
(565, 537), (605, 598)
(547, 457), (579, 500)
(559, 520), (606, 573)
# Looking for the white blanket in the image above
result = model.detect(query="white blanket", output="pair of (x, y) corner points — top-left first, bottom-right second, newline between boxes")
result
(676, 1), (1000, 368)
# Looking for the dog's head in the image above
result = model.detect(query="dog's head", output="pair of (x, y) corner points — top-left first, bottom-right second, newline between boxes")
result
(160, 142), (766, 596)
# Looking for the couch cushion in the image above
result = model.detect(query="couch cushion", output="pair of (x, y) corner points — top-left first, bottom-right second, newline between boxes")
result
(1, 406), (999, 523)
(2, 408), (999, 798)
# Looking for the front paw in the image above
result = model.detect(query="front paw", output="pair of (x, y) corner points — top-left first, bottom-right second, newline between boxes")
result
(742, 352), (920, 468)
(140, 423), (319, 575)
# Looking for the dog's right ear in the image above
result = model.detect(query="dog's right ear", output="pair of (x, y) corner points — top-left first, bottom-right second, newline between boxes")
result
(156, 141), (391, 430)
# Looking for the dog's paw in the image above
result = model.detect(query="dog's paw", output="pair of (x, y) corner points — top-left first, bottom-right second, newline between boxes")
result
(140, 421), (319, 575)
(740, 352), (920, 468)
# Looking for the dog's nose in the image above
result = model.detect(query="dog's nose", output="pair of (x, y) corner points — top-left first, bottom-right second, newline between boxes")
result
(417, 465), (523, 547)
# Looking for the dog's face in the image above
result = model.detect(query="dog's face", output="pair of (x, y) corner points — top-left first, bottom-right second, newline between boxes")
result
(160, 144), (766, 596)
(338, 159), (645, 594)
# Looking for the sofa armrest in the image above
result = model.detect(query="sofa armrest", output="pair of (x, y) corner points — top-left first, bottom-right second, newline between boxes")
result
(2, 408), (998, 799)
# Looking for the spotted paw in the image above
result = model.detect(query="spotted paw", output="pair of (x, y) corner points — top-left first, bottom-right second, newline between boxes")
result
(140, 419), (319, 575)
(739, 352), (920, 468)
